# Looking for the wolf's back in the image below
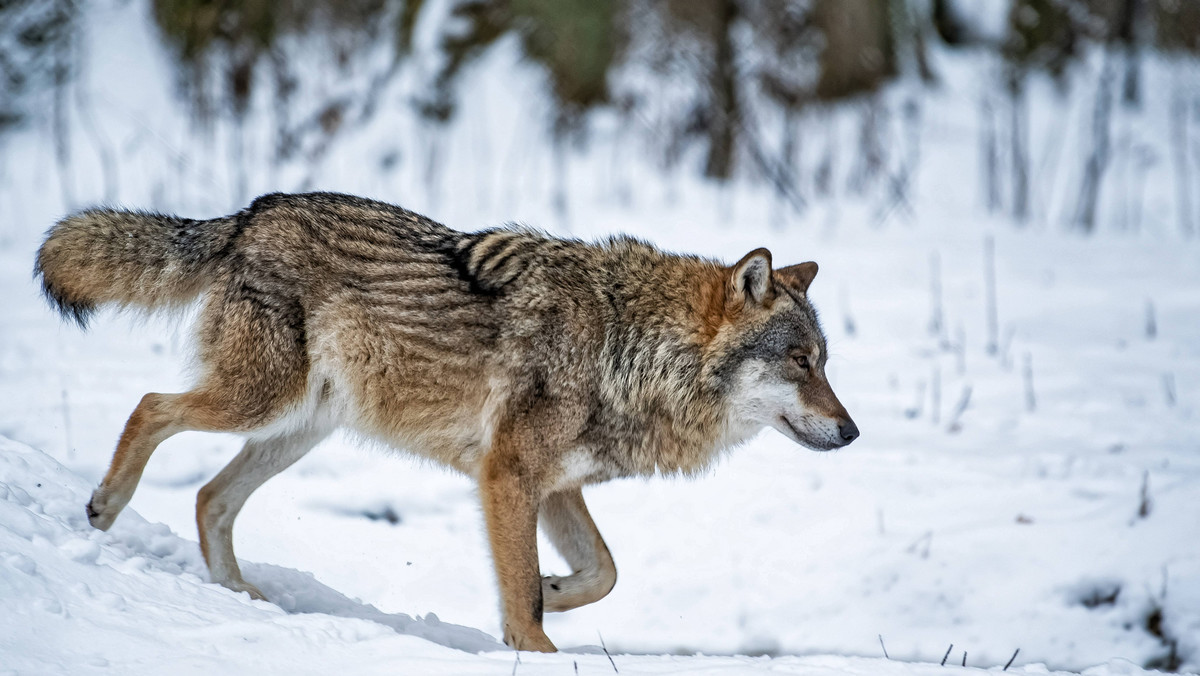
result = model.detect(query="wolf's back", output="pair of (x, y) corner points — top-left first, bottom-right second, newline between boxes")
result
(35, 207), (242, 327)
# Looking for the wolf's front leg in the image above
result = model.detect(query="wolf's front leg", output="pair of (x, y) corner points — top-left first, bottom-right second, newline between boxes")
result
(540, 488), (617, 612)
(480, 445), (557, 653)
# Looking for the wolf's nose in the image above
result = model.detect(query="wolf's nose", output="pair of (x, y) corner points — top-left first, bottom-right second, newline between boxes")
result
(838, 419), (860, 444)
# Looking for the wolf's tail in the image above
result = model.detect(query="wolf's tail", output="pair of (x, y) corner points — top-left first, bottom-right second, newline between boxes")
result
(34, 207), (243, 328)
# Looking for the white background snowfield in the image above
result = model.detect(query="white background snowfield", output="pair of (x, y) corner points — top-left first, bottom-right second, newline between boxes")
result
(1, 0), (1198, 674)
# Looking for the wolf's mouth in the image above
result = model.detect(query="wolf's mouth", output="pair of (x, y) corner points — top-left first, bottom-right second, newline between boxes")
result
(780, 415), (804, 440)
(780, 415), (839, 452)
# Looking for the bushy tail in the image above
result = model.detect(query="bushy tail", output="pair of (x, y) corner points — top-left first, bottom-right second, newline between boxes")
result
(34, 207), (242, 328)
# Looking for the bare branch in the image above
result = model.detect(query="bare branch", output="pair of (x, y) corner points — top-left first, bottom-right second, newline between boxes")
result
(1004, 648), (1020, 671)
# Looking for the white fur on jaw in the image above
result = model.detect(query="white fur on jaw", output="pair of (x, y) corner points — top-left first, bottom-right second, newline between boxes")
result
(728, 359), (841, 450)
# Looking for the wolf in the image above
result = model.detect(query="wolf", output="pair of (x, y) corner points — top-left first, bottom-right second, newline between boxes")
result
(35, 191), (858, 652)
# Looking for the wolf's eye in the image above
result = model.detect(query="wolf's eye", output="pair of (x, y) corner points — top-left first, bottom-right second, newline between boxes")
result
(795, 355), (810, 370)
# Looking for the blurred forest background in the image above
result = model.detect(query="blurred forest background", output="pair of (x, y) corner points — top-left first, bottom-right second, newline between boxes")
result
(2, 0), (1199, 234)
(2, 6), (1200, 669)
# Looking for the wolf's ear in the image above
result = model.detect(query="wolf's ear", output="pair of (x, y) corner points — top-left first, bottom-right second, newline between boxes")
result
(730, 248), (773, 306)
(776, 261), (818, 295)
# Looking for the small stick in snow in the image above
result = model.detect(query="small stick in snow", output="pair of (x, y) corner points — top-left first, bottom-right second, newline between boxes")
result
(999, 325), (1016, 370)
(929, 251), (944, 339)
(574, 661), (579, 675)
(599, 632), (618, 673)
(962, 651), (967, 667)
(1003, 648), (1020, 671)
(60, 386), (74, 460)
(955, 326), (967, 375)
(1023, 353), (1036, 413)
(984, 235), (999, 357)
(840, 285), (857, 338)
(906, 531), (933, 559)
(941, 643), (954, 666)
(878, 634), (890, 659)
(931, 365), (942, 426)
(946, 386), (973, 434)
(1138, 470), (1153, 519)
(905, 381), (927, 420)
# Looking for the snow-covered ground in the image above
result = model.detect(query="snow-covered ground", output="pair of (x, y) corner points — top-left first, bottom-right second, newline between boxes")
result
(1, 1), (1199, 674)
(0, 434), (1180, 676)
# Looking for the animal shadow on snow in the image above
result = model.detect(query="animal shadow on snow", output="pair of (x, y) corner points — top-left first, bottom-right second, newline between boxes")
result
(242, 561), (505, 653)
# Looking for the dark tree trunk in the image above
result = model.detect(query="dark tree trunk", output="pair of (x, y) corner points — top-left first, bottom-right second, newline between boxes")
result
(1114, 0), (1142, 106)
(814, 0), (897, 101)
(933, 0), (968, 46)
(704, 0), (738, 180)
(1008, 74), (1029, 224)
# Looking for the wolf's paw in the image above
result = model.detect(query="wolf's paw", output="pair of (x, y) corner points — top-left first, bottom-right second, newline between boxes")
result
(85, 487), (126, 531)
(504, 624), (557, 653)
(219, 579), (267, 601)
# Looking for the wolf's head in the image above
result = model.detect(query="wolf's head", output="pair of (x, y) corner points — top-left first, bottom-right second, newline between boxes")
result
(712, 248), (858, 451)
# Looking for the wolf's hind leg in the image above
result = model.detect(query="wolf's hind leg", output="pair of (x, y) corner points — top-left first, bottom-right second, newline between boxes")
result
(539, 488), (617, 612)
(88, 281), (310, 531)
(197, 426), (329, 600)
(87, 390), (268, 531)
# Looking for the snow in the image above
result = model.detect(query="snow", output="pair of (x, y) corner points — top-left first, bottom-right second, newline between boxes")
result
(1, 0), (1199, 674)
(0, 436), (1175, 675)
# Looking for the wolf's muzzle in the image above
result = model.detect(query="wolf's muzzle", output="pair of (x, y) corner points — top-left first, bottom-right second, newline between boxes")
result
(837, 418), (859, 445)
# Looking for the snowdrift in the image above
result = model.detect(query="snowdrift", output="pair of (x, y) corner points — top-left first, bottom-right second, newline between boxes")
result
(0, 435), (1185, 675)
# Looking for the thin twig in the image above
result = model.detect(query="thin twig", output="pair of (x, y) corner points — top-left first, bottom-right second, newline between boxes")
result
(931, 365), (941, 426)
(60, 387), (74, 460)
(599, 632), (618, 673)
(1138, 470), (1153, 519)
(941, 643), (954, 666)
(1004, 648), (1020, 671)
(929, 251), (944, 339)
(1023, 353), (1036, 413)
(984, 235), (999, 356)
(999, 325), (1016, 370)
(878, 634), (889, 659)
(906, 531), (933, 559)
(931, 367), (940, 425)
(955, 326), (967, 376)
(946, 386), (973, 433)
(962, 651), (967, 667)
